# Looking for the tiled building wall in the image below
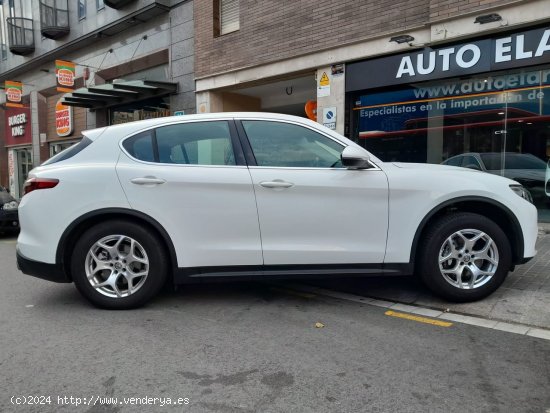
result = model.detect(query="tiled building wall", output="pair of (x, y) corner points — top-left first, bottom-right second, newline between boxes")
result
(195, 0), (430, 78)
(429, 0), (516, 21)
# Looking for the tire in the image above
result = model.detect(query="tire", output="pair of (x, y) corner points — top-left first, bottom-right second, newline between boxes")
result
(71, 220), (168, 309)
(417, 212), (511, 302)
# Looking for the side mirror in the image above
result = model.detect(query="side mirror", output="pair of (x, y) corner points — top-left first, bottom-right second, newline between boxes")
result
(341, 146), (372, 169)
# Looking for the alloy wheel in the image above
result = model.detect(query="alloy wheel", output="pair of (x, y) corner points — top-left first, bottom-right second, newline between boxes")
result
(84, 234), (149, 298)
(438, 228), (499, 289)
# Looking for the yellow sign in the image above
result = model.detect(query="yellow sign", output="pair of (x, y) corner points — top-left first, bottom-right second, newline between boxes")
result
(319, 72), (330, 87)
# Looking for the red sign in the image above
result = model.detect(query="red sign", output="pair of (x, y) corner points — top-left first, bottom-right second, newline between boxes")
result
(4, 107), (32, 146)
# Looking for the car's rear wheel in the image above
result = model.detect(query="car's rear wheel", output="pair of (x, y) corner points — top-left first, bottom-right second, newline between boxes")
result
(417, 212), (511, 302)
(71, 221), (168, 309)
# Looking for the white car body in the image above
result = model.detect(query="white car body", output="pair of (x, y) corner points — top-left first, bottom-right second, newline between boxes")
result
(16, 113), (538, 308)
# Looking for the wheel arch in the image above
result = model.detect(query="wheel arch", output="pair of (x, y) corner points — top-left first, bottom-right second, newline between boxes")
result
(410, 196), (524, 267)
(56, 208), (178, 281)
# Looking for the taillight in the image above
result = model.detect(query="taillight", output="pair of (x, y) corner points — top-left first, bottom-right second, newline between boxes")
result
(23, 178), (59, 195)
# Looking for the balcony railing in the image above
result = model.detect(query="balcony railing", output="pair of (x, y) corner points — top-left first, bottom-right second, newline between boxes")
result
(6, 17), (35, 56)
(104, 0), (137, 9)
(40, 0), (70, 40)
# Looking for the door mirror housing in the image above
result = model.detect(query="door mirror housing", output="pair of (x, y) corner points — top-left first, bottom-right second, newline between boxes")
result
(341, 146), (372, 169)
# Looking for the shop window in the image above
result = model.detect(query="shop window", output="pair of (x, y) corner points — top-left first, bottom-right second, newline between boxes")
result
(111, 97), (171, 125)
(242, 120), (344, 168)
(214, 0), (239, 36)
(353, 66), (550, 221)
(49, 141), (78, 158)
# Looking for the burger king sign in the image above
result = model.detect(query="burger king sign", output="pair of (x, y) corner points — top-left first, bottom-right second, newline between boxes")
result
(55, 99), (73, 137)
(55, 60), (75, 93)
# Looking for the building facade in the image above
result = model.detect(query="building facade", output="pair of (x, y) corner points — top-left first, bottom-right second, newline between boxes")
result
(1, 0), (194, 198)
(195, 0), (550, 221)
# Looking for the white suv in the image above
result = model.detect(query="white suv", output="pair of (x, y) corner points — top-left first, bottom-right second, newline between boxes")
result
(17, 113), (537, 309)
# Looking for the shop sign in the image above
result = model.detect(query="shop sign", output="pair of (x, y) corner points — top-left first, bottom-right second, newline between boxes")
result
(4, 81), (23, 108)
(56, 60), (76, 93)
(55, 99), (73, 137)
(4, 107), (32, 146)
(347, 26), (550, 91)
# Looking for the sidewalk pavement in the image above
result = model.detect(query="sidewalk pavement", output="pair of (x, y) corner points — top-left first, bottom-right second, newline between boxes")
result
(306, 224), (550, 330)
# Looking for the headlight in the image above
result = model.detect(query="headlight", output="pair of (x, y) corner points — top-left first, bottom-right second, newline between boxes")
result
(510, 184), (533, 203)
(2, 201), (18, 210)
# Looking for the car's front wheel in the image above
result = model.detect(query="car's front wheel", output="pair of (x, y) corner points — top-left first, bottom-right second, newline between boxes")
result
(418, 212), (511, 302)
(71, 221), (168, 309)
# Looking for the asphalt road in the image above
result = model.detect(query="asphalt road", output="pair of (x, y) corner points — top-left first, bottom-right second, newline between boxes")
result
(1, 234), (549, 413)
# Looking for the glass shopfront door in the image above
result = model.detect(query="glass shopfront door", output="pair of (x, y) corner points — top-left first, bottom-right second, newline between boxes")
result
(15, 147), (32, 199)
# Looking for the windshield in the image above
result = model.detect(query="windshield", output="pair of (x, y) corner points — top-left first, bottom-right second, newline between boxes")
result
(480, 153), (546, 170)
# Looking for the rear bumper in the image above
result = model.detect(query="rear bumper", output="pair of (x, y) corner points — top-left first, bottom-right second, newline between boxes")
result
(16, 247), (70, 283)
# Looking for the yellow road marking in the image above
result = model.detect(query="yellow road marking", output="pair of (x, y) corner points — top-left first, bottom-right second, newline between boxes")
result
(385, 310), (453, 327)
(0, 239), (17, 244)
(270, 287), (316, 299)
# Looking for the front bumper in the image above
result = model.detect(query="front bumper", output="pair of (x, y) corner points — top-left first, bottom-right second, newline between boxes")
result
(16, 247), (70, 283)
(0, 209), (19, 230)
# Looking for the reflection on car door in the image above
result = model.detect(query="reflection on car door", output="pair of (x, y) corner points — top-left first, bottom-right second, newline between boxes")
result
(239, 119), (389, 265)
(116, 120), (262, 268)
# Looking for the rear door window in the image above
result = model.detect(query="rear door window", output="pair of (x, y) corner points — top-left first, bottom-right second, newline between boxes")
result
(122, 121), (237, 166)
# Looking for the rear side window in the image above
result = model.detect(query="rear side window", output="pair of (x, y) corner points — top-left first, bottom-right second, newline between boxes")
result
(156, 121), (235, 166)
(42, 137), (93, 165)
(123, 121), (236, 166)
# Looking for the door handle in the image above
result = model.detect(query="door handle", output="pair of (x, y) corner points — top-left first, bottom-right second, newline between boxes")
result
(259, 180), (294, 189)
(130, 177), (166, 185)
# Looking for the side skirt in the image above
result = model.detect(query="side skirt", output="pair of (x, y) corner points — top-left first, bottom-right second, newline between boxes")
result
(173, 263), (414, 284)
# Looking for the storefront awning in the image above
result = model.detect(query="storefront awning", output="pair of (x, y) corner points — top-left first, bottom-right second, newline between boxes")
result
(60, 80), (178, 110)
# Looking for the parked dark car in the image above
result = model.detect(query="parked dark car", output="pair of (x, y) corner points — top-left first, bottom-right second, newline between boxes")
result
(442, 152), (550, 205)
(0, 186), (19, 234)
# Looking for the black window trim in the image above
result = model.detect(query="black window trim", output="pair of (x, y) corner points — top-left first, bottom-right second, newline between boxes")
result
(119, 119), (247, 167)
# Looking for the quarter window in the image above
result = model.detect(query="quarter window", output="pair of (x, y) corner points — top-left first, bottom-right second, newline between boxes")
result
(123, 131), (155, 162)
(241, 120), (344, 168)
